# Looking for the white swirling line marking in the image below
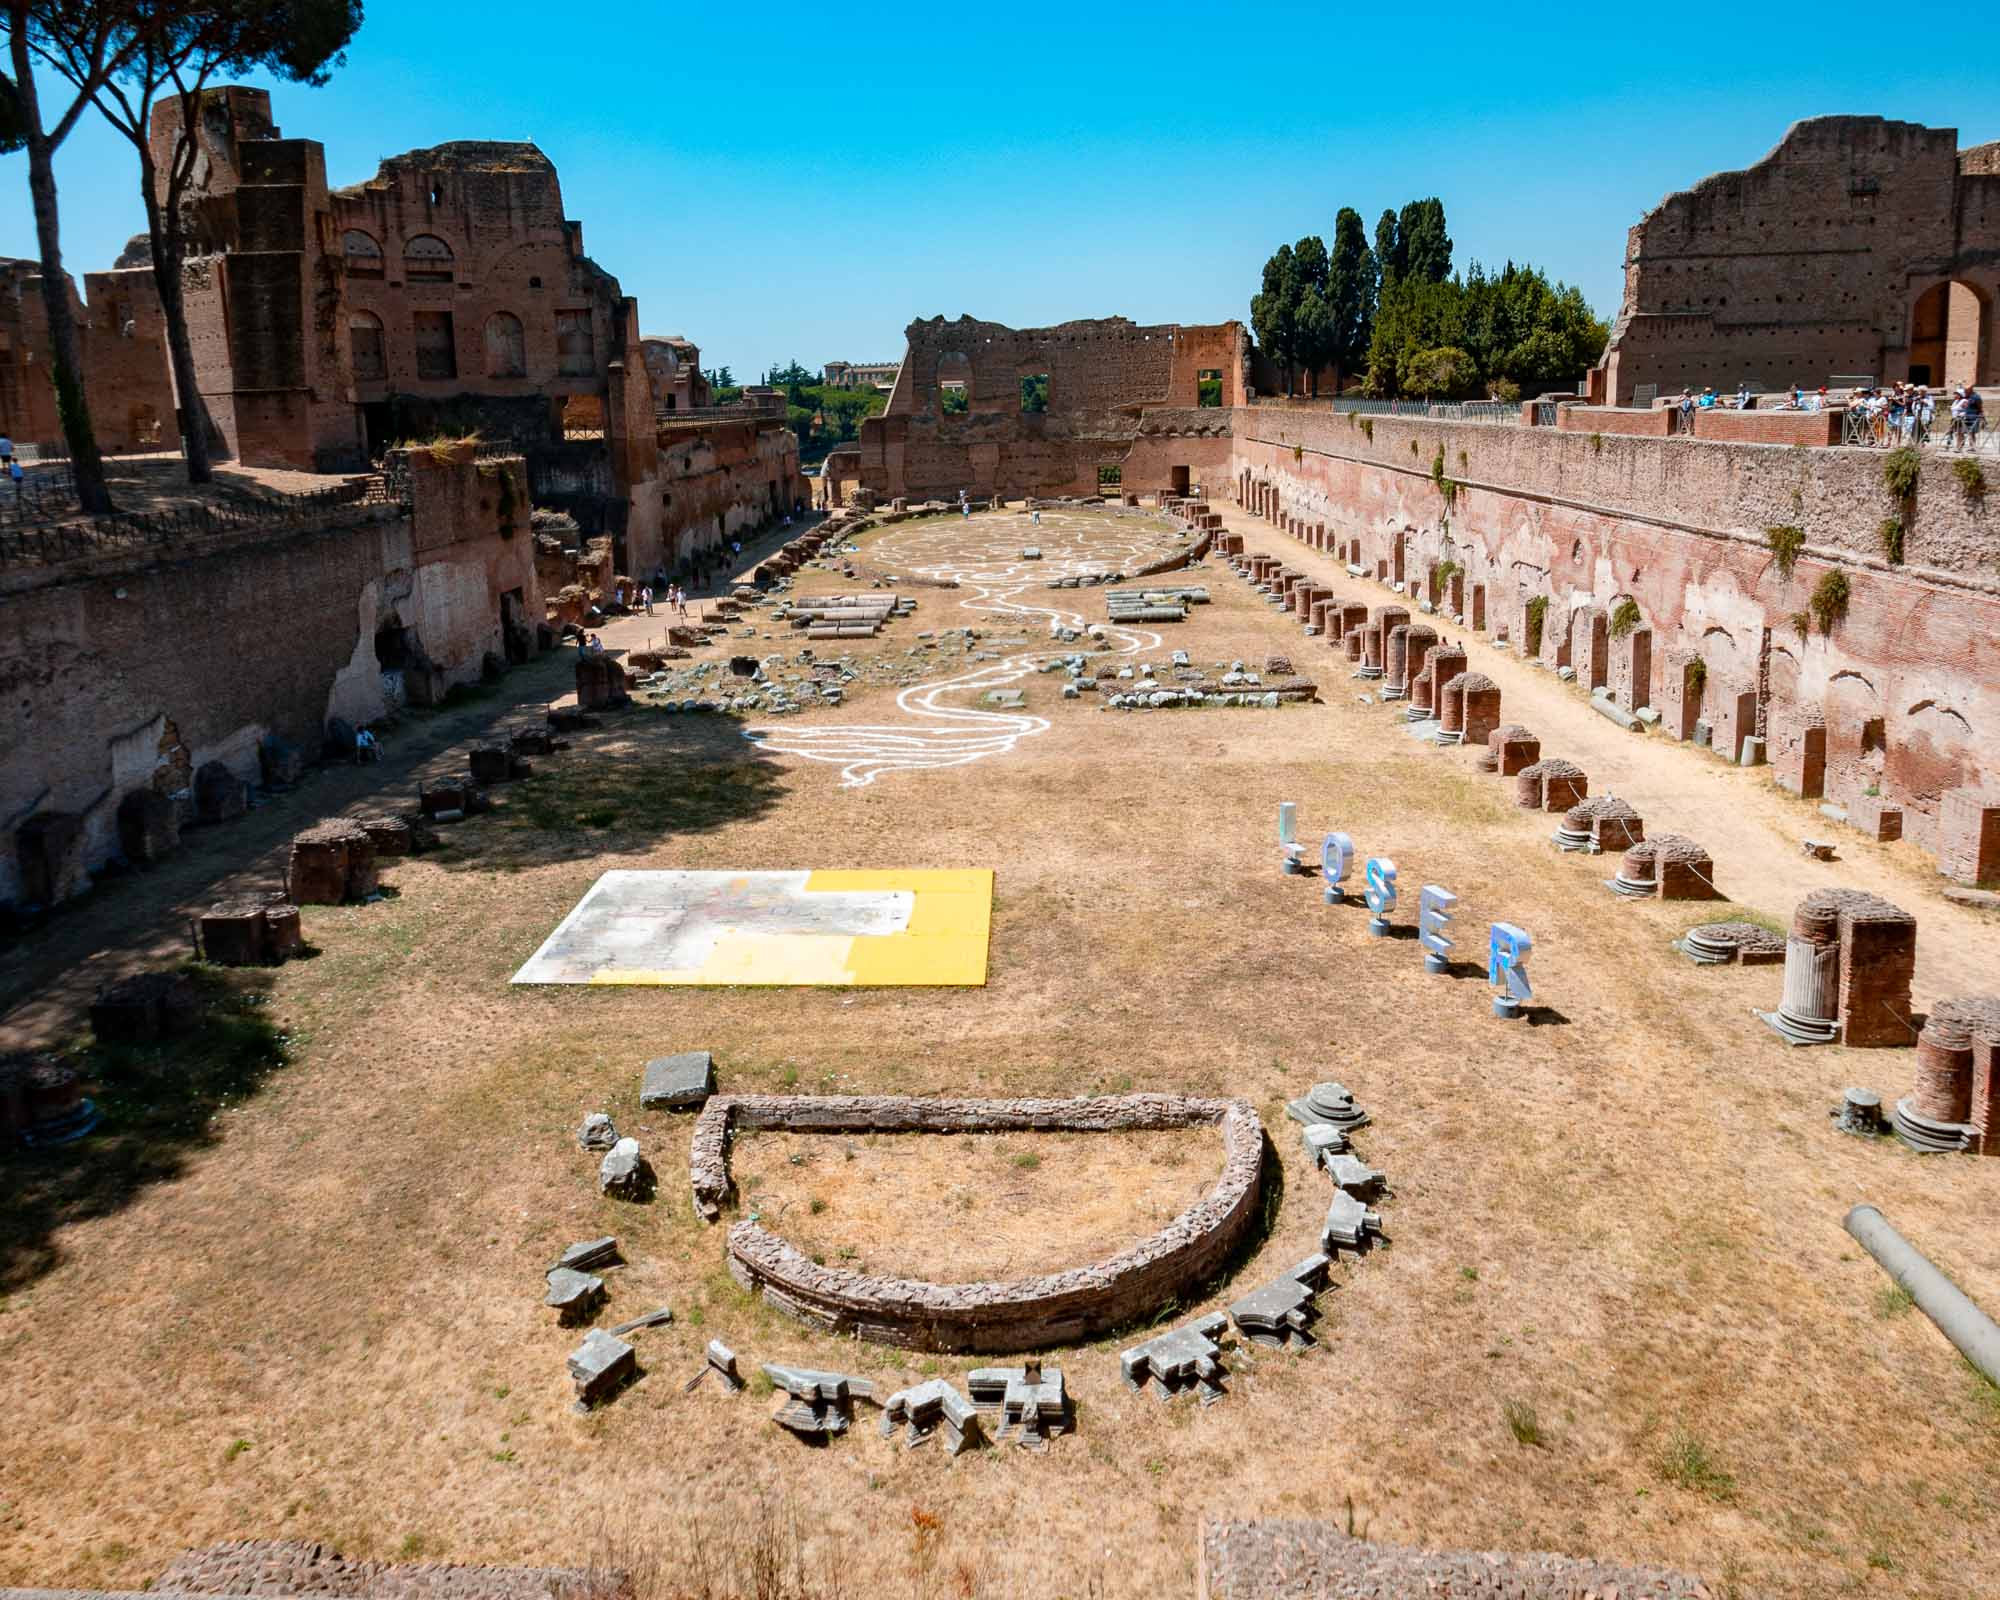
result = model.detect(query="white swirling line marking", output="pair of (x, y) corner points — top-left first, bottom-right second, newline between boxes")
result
(746, 519), (1171, 787)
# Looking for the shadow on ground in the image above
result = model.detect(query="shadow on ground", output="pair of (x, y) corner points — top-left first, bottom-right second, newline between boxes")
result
(0, 963), (289, 1292)
(428, 709), (789, 872)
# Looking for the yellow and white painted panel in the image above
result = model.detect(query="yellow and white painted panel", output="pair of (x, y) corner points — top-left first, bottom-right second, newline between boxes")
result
(510, 869), (992, 987)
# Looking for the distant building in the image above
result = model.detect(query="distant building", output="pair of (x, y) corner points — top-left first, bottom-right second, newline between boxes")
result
(642, 336), (709, 412)
(822, 359), (901, 391)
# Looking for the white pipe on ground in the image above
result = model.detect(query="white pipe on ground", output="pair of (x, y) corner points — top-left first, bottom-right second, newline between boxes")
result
(1844, 1204), (2000, 1387)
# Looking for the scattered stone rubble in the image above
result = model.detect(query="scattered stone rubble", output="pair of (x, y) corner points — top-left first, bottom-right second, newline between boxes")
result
(553, 1236), (619, 1272)
(597, 1136), (652, 1200)
(149, 1538), (618, 1600)
(1675, 921), (1786, 966)
(1608, 834), (1718, 901)
(762, 1363), (876, 1439)
(543, 1267), (605, 1325)
(577, 1111), (617, 1151)
(1286, 1081), (1368, 1134)
(968, 1359), (1070, 1449)
(195, 898), (302, 966)
(1228, 1255), (1331, 1349)
(1894, 996), (2000, 1153)
(1197, 1519), (1718, 1600)
(1121, 1313), (1232, 1404)
(880, 1378), (984, 1454)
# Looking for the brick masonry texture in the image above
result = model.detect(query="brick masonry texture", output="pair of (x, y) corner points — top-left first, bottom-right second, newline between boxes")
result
(692, 1094), (1265, 1352)
(857, 316), (1242, 502)
(0, 453), (540, 905)
(1595, 116), (2000, 403)
(1196, 1519), (1714, 1599)
(1231, 406), (1998, 868)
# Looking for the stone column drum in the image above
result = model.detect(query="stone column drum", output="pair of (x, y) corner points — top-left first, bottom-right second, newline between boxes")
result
(1910, 1017), (1974, 1125)
(1776, 899), (1842, 1043)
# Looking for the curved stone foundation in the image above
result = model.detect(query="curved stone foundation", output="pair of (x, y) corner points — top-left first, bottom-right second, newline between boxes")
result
(692, 1093), (1266, 1353)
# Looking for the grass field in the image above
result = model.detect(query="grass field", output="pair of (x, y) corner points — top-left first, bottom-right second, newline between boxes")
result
(1, 504), (1997, 1599)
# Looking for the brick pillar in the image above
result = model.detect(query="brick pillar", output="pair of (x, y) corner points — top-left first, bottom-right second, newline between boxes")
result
(1836, 903), (1917, 1048)
(1774, 716), (1827, 798)
(1910, 1017), (1974, 1124)
(1937, 788), (2000, 886)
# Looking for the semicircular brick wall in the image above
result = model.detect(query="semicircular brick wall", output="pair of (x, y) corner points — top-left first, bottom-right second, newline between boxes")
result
(690, 1093), (1266, 1353)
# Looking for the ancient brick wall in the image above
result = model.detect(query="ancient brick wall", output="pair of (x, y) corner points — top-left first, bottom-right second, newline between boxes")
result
(1232, 407), (1999, 867)
(645, 417), (804, 573)
(860, 316), (1241, 500)
(1598, 117), (2000, 401)
(0, 456), (540, 906)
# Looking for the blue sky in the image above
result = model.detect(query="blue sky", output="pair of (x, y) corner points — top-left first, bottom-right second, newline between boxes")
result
(5, 1), (1997, 380)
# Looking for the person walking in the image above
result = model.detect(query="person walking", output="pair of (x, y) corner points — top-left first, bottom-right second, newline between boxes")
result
(7, 458), (23, 504)
(0, 432), (15, 467)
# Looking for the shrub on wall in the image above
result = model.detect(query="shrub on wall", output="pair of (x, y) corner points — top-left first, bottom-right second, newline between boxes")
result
(1685, 656), (1707, 700)
(1430, 445), (1458, 511)
(1952, 457), (1987, 499)
(1789, 609), (1811, 641)
(1359, 417), (1374, 441)
(1524, 594), (1548, 656)
(1809, 569), (1851, 637)
(1877, 512), (1904, 565)
(1765, 524), (1806, 580)
(1609, 597), (1642, 640)
(1882, 446), (1921, 501)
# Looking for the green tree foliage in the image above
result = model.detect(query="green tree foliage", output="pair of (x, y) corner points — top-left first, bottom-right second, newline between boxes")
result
(1323, 207), (1375, 394)
(702, 365), (735, 390)
(1020, 373), (1048, 413)
(939, 386), (968, 415)
(1373, 208), (1402, 287)
(1397, 198), (1452, 284)
(753, 360), (887, 463)
(762, 359), (815, 387)
(1250, 241), (1298, 393)
(1366, 260), (1606, 400)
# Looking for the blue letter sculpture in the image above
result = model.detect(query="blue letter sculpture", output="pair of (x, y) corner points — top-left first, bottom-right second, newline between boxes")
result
(1363, 858), (1398, 937)
(1418, 886), (1458, 975)
(1321, 832), (1355, 904)
(1488, 922), (1533, 1019)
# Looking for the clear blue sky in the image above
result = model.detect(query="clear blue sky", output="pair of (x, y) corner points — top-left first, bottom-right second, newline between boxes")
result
(5, 1), (1997, 380)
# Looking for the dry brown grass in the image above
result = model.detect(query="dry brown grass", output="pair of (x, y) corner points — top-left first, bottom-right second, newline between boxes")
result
(729, 1128), (1222, 1282)
(2, 505), (1998, 1598)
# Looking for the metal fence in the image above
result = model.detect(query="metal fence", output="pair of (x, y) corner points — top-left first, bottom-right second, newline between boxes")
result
(1320, 397), (1521, 424)
(1840, 405), (1997, 454)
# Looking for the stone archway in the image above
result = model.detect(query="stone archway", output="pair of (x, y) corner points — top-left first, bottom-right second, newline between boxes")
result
(1908, 279), (1991, 388)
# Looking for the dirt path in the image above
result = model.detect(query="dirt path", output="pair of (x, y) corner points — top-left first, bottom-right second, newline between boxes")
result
(1213, 498), (2000, 1012)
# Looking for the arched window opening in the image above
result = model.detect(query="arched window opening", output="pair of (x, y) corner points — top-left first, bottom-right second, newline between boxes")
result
(342, 230), (384, 278)
(403, 234), (455, 283)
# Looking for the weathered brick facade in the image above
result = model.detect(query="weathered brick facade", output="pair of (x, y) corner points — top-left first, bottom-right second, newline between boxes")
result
(1595, 116), (2000, 402)
(857, 315), (1243, 501)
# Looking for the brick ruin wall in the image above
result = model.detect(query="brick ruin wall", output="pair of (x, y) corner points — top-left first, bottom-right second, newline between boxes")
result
(1598, 116), (2000, 402)
(0, 454), (541, 905)
(858, 315), (1242, 501)
(694, 1094), (1265, 1352)
(1229, 407), (1998, 864)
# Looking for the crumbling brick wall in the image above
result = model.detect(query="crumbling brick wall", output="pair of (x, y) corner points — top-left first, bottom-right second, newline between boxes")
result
(1596, 117), (2000, 401)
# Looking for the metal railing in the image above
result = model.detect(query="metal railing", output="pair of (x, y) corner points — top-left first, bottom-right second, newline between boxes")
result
(1319, 397), (1521, 424)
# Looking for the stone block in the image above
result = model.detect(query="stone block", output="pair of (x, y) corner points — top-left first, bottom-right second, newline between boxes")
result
(1848, 794), (1904, 842)
(545, 1267), (606, 1325)
(598, 1136), (654, 1200)
(117, 787), (181, 865)
(469, 745), (512, 785)
(259, 736), (305, 787)
(640, 1051), (716, 1111)
(286, 820), (378, 905)
(194, 760), (246, 824)
(89, 970), (202, 1044)
(16, 810), (87, 906)
(567, 1329), (636, 1409)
